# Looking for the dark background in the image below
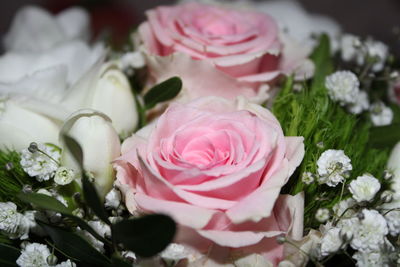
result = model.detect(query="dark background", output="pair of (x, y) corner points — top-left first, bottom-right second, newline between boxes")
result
(1, 0), (399, 56)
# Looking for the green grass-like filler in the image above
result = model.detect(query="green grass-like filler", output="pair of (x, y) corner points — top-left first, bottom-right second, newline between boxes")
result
(0, 150), (34, 207)
(272, 35), (390, 228)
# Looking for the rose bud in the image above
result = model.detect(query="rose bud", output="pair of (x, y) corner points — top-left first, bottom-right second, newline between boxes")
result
(60, 109), (120, 198)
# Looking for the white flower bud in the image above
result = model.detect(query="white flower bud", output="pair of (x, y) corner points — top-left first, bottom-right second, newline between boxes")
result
(64, 63), (138, 139)
(315, 208), (330, 222)
(60, 109), (121, 198)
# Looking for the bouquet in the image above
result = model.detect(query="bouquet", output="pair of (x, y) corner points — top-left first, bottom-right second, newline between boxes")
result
(0, 0), (399, 266)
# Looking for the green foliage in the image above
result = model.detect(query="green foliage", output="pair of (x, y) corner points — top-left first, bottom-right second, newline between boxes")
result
(143, 76), (182, 109)
(0, 243), (20, 267)
(0, 150), (33, 206)
(272, 34), (390, 228)
(40, 222), (112, 267)
(113, 214), (176, 257)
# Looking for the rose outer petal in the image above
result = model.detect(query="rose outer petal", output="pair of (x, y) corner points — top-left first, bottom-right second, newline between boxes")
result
(226, 137), (304, 224)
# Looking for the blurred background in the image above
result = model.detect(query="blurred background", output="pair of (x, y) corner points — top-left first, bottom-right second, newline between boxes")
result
(1, 0), (399, 55)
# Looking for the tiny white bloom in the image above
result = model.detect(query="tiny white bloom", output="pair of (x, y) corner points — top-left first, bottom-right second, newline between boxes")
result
(160, 243), (190, 262)
(350, 209), (388, 252)
(340, 34), (361, 62)
(0, 202), (28, 239)
(357, 39), (388, 72)
(349, 173), (381, 202)
(54, 167), (76, 185)
(301, 172), (315, 185)
(325, 71), (360, 105)
(121, 251), (136, 261)
(315, 208), (330, 222)
(333, 198), (356, 218)
(104, 188), (121, 210)
(337, 217), (358, 242)
(78, 220), (111, 253)
(20, 143), (60, 182)
(120, 51), (145, 70)
(381, 199), (400, 236)
(370, 102), (393, 126)
(347, 90), (369, 115)
(320, 227), (343, 257)
(55, 259), (76, 267)
(16, 243), (51, 267)
(353, 251), (387, 267)
(317, 149), (352, 187)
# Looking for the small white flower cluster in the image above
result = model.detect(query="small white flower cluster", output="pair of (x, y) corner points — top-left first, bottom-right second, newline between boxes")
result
(16, 242), (76, 267)
(316, 149), (352, 187)
(37, 188), (68, 223)
(20, 143), (60, 182)
(0, 202), (36, 240)
(340, 34), (389, 73)
(370, 101), (394, 126)
(325, 71), (371, 115)
(349, 173), (381, 202)
(314, 168), (400, 266)
(77, 220), (111, 253)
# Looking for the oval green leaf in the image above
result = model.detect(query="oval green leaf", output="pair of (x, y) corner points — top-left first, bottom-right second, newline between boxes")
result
(144, 77), (182, 110)
(113, 214), (176, 257)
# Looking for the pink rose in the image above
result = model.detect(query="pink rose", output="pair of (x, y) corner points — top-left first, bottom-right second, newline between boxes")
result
(138, 2), (314, 103)
(114, 97), (305, 265)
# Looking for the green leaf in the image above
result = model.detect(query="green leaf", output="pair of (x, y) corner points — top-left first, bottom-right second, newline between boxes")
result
(61, 135), (84, 170)
(310, 34), (333, 91)
(18, 192), (108, 244)
(82, 175), (110, 225)
(113, 214), (176, 257)
(40, 222), (111, 267)
(144, 77), (182, 109)
(0, 243), (20, 267)
(17, 192), (71, 214)
(369, 123), (400, 149)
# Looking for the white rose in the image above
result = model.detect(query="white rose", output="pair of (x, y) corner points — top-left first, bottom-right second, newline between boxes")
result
(64, 62), (138, 138)
(0, 100), (59, 150)
(3, 5), (90, 52)
(60, 109), (121, 198)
